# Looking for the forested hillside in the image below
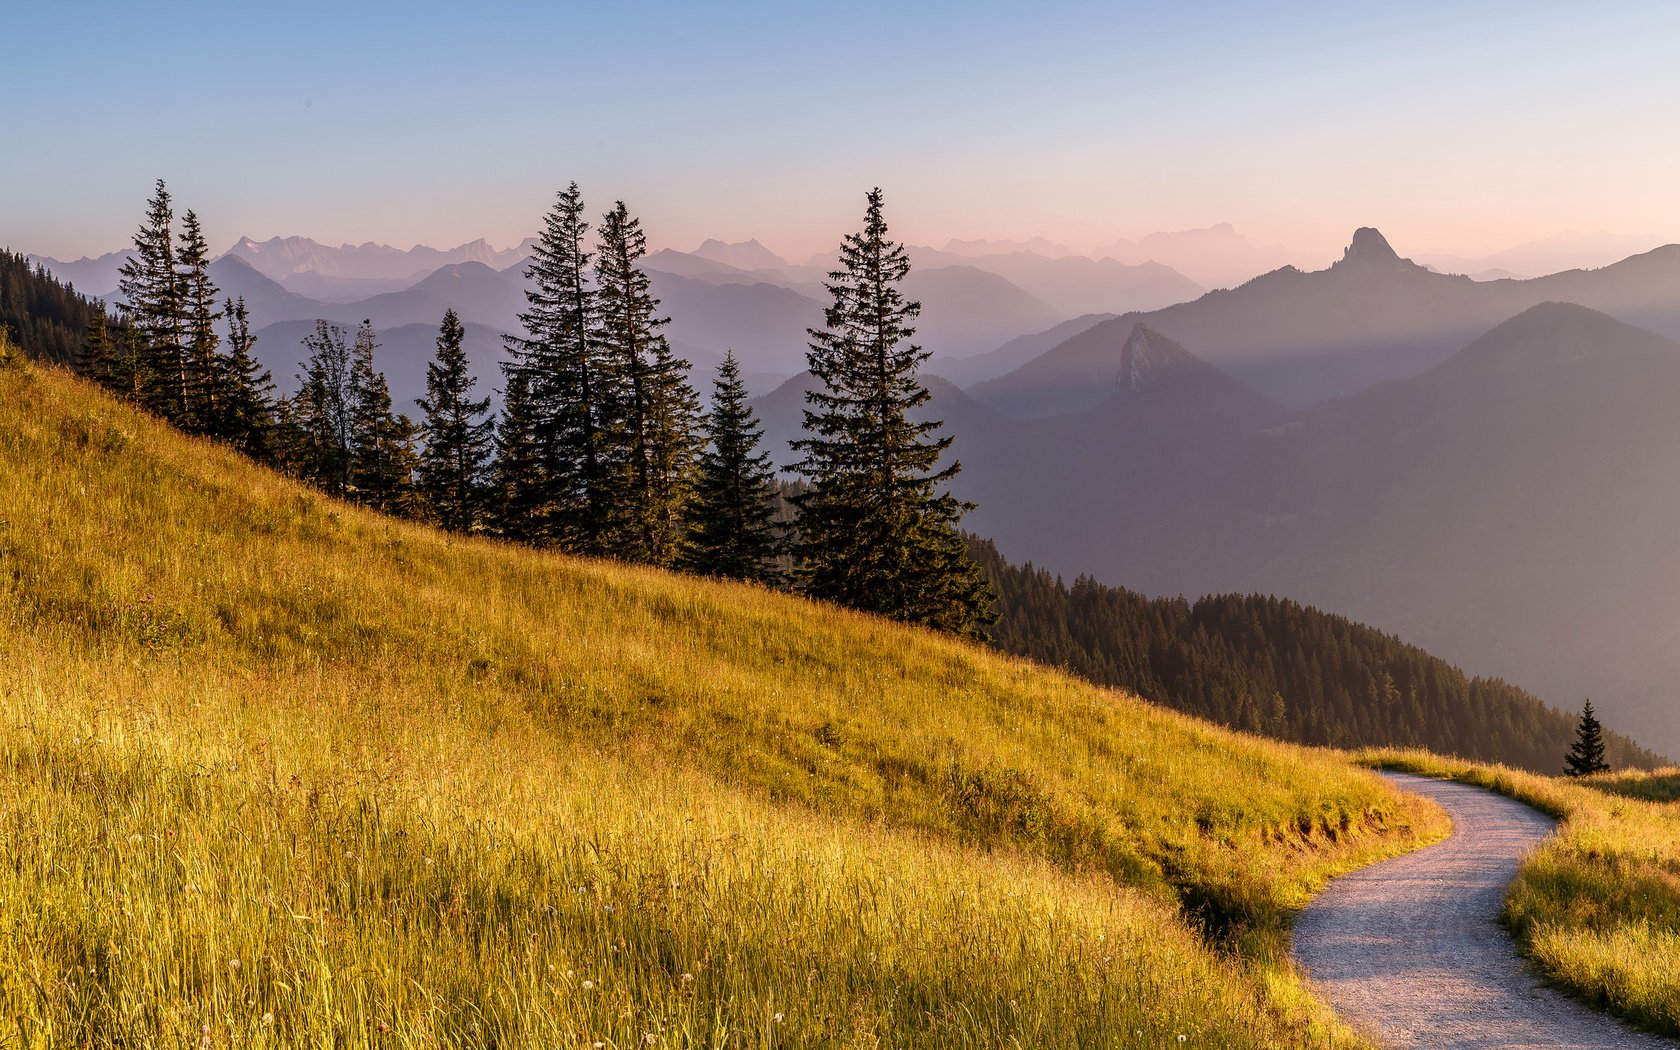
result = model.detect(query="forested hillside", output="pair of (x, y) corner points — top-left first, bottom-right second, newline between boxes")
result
(971, 539), (1662, 772)
(0, 249), (109, 366)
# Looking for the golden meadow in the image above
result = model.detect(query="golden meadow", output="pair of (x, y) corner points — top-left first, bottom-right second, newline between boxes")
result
(0, 349), (1671, 1046)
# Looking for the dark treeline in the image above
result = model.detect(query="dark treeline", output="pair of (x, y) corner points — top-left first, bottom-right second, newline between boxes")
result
(0, 249), (108, 367)
(970, 537), (1664, 772)
(11, 180), (992, 638)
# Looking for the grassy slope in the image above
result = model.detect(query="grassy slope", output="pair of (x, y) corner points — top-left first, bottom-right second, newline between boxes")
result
(0, 359), (1447, 1048)
(1365, 750), (1680, 1036)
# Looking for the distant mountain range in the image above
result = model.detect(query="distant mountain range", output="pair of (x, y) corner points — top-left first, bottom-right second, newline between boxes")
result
(177, 244), (1086, 413)
(25, 249), (136, 299)
(1415, 229), (1666, 281)
(1092, 223), (1303, 290)
(224, 235), (538, 291)
(691, 238), (788, 272)
(972, 227), (1680, 412)
(942, 236), (1074, 258)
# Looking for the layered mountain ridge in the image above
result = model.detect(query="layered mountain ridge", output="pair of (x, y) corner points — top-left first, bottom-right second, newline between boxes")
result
(973, 227), (1680, 414)
(930, 303), (1680, 757)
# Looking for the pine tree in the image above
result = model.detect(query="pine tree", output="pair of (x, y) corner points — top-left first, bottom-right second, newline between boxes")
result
(215, 297), (276, 457)
(108, 314), (154, 401)
(504, 182), (616, 549)
(1564, 699), (1611, 776)
(790, 188), (994, 636)
(418, 308), (494, 532)
(347, 320), (416, 513)
(491, 372), (546, 541)
(685, 350), (781, 582)
(80, 302), (117, 387)
(176, 209), (221, 430)
(294, 319), (355, 494)
(117, 180), (186, 420)
(593, 200), (700, 567)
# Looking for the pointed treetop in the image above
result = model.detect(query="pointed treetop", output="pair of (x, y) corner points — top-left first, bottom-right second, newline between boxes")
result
(1564, 698), (1610, 776)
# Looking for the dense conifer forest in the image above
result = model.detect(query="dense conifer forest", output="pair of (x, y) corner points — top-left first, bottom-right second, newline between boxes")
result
(0, 249), (108, 367)
(969, 538), (1663, 772)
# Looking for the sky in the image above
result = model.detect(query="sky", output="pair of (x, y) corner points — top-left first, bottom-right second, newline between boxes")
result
(8, 0), (1680, 264)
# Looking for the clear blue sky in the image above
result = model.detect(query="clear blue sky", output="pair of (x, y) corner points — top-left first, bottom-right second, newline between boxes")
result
(9, 0), (1680, 262)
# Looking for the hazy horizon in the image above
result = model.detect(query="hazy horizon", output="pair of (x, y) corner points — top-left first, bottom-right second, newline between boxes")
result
(11, 1), (1680, 265)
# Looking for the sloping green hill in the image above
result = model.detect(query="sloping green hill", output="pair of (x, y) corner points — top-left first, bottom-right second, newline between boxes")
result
(0, 356), (1444, 1047)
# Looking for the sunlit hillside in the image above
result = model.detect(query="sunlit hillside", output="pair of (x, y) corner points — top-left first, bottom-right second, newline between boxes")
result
(0, 356), (1447, 1047)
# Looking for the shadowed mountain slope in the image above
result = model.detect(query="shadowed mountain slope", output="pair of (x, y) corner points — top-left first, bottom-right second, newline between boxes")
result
(963, 304), (1680, 757)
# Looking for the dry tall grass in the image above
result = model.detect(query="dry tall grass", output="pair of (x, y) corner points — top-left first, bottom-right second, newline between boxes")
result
(0, 359), (1445, 1047)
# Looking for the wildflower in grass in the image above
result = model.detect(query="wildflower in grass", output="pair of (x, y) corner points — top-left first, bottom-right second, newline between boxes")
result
(261, 1013), (274, 1026)
(228, 958), (239, 972)
(680, 972), (694, 984)
(773, 1013), (784, 1025)
(582, 979), (595, 990)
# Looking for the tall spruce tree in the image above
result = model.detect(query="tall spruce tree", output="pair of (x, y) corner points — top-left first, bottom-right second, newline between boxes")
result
(80, 303), (116, 387)
(685, 351), (781, 582)
(215, 297), (276, 457)
(347, 320), (417, 513)
(109, 313), (153, 401)
(504, 182), (616, 550)
(117, 180), (186, 420)
(294, 320), (355, 494)
(176, 209), (221, 430)
(491, 372), (546, 541)
(418, 308), (493, 532)
(592, 200), (700, 568)
(790, 188), (994, 637)
(1564, 699), (1611, 776)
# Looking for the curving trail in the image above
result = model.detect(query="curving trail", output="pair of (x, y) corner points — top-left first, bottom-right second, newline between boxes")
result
(1293, 771), (1676, 1049)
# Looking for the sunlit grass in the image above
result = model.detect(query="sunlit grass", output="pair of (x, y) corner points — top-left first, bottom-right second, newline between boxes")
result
(0, 359), (1447, 1046)
(1362, 749), (1680, 1036)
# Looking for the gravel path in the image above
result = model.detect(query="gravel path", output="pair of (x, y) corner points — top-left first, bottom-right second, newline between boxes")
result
(1293, 771), (1676, 1049)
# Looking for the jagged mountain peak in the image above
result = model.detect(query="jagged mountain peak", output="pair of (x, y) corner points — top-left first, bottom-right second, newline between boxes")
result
(1114, 323), (1222, 393)
(1118, 324), (1165, 390)
(692, 238), (788, 271)
(1336, 227), (1404, 269)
